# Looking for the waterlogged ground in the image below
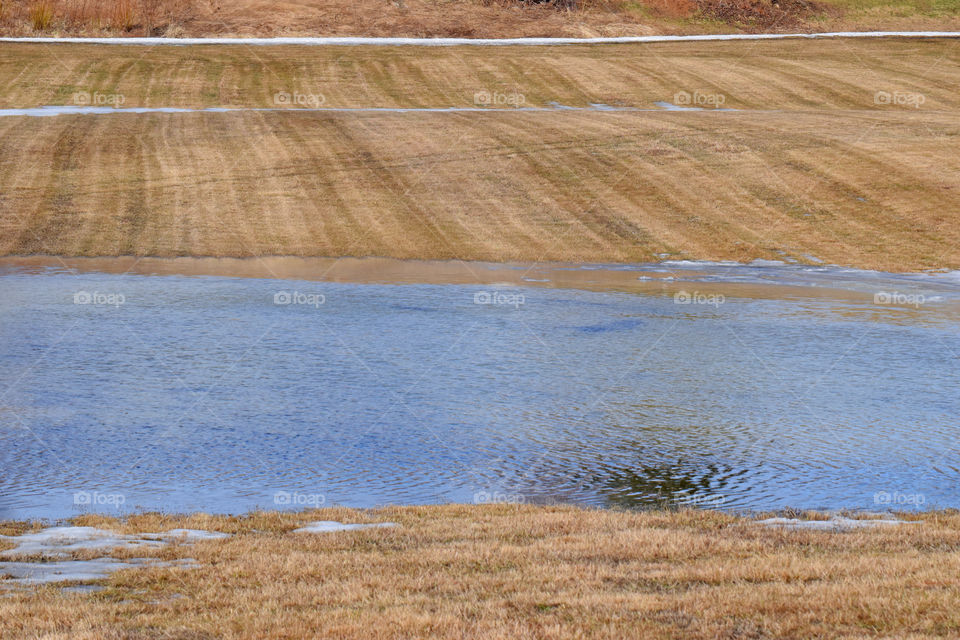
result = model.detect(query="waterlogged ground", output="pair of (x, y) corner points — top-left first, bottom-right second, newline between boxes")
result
(0, 260), (958, 519)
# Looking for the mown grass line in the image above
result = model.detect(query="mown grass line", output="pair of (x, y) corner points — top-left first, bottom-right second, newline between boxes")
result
(0, 109), (957, 270)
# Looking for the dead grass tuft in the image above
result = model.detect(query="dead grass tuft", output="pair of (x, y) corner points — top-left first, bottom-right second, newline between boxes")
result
(28, 0), (52, 30)
(109, 0), (135, 31)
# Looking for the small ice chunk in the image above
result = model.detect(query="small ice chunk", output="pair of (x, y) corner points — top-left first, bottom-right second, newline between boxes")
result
(62, 584), (106, 594)
(293, 521), (397, 533)
(654, 101), (703, 111)
(756, 517), (919, 531)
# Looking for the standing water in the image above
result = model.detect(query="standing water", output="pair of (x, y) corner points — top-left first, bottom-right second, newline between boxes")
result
(1, 259), (957, 519)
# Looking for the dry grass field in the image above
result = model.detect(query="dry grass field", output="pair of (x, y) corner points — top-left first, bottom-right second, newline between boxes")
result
(0, 40), (958, 271)
(1, 39), (959, 110)
(1, 505), (959, 639)
(2, 109), (959, 270)
(0, 0), (958, 38)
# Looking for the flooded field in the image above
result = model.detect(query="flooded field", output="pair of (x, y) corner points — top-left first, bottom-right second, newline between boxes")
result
(1, 259), (957, 519)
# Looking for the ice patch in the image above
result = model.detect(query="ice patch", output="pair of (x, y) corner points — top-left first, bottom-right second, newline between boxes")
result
(0, 527), (161, 557)
(756, 517), (919, 531)
(293, 521), (397, 533)
(0, 525), (228, 586)
(0, 558), (197, 585)
(0, 526), (229, 558)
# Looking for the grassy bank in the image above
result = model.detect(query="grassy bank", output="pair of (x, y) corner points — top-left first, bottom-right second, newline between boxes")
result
(2, 505), (959, 638)
(0, 0), (959, 39)
(1, 41), (959, 271)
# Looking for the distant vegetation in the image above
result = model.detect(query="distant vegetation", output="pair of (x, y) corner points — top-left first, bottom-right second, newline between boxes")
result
(0, 0), (957, 37)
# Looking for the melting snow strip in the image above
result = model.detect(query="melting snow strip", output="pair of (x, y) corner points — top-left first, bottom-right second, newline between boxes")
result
(756, 517), (921, 531)
(0, 32), (958, 46)
(0, 104), (743, 118)
(293, 521), (397, 533)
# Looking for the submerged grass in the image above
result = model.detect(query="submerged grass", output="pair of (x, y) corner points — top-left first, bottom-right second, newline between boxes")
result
(1, 505), (959, 639)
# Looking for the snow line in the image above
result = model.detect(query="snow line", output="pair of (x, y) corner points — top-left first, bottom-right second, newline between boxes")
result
(1, 31), (959, 46)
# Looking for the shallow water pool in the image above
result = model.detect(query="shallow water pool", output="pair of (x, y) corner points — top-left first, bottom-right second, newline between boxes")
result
(1, 261), (957, 518)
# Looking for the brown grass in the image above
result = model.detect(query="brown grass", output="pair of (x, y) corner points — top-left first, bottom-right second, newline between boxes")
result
(1, 505), (959, 639)
(0, 40), (958, 271)
(2, 110), (958, 271)
(0, 0), (957, 37)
